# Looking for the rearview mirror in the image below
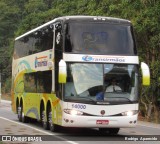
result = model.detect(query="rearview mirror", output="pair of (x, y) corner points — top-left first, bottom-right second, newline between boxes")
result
(141, 62), (150, 86)
(58, 59), (67, 83)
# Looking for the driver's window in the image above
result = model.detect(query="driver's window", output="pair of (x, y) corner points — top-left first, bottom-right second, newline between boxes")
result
(105, 77), (122, 93)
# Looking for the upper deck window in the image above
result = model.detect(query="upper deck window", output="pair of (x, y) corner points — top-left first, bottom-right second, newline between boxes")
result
(65, 22), (137, 55)
(14, 26), (53, 59)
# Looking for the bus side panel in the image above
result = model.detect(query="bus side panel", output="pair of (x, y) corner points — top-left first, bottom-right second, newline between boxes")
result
(23, 93), (40, 120)
(12, 70), (25, 113)
(49, 95), (63, 126)
(12, 50), (52, 114)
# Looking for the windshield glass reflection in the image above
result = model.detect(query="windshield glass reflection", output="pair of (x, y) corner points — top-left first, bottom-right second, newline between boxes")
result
(65, 22), (136, 55)
(64, 63), (138, 104)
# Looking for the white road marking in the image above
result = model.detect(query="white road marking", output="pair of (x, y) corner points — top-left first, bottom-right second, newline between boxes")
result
(0, 116), (78, 144)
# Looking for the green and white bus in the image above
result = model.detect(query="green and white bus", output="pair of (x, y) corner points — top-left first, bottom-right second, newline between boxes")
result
(12, 16), (150, 134)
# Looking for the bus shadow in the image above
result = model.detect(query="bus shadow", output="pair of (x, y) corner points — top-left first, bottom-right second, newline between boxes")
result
(58, 127), (125, 141)
(17, 119), (126, 141)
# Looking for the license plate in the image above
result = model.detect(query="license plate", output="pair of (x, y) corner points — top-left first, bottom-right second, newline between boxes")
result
(96, 120), (109, 125)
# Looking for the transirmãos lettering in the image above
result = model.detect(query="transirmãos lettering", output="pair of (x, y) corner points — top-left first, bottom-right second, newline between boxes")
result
(82, 56), (125, 62)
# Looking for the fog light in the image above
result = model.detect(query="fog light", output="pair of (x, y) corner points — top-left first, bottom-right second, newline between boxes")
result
(64, 119), (69, 123)
(134, 120), (137, 124)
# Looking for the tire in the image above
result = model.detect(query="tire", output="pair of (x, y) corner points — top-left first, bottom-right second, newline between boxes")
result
(41, 110), (49, 130)
(22, 110), (29, 123)
(48, 109), (60, 132)
(18, 104), (28, 123)
(99, 128), (120, 135)
(17, 105), (22, 122)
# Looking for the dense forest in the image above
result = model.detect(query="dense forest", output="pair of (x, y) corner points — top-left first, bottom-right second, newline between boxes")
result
(0, 0), (160, 123)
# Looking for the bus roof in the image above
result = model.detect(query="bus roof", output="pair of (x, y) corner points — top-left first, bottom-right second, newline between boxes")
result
(15, 16), (131, 41)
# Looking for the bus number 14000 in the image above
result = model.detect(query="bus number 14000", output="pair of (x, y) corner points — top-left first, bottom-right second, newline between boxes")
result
(72, 104), (86, 109)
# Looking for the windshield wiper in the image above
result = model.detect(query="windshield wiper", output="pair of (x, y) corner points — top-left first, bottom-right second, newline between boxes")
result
(78, 96), (96, 103)
(105, 97), (133, 103)
(65, 96), (96, 104)
(119, 97), (133, 103)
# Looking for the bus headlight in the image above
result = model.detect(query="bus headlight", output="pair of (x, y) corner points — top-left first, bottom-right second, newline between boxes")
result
(64, 109), (84, 116)
(121, 110), (138, 116)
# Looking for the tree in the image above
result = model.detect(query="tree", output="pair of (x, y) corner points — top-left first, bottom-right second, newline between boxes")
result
(0, 0), (20, 91)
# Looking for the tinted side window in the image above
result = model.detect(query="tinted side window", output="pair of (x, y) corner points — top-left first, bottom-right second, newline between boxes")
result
(24, 73), (37, 93)
(24, 70), (52, 93)
(14, 25), (54, 59)
(14, 34), (37, 58)
(37, 71), (52, 93)
(34, 26), (54, 53)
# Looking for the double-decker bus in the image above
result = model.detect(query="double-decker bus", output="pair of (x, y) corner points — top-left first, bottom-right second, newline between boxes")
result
(11, 16), (150, 134)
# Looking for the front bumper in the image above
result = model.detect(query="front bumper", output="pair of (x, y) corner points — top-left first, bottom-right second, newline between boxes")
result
(62, 113), (138, 128)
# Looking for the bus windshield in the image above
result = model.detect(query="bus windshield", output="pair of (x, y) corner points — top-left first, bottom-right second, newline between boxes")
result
(65, 22), (136, 55)
(64, 63), (138, 104)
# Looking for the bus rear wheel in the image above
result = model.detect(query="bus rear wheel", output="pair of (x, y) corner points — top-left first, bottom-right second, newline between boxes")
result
(48, 110), (59, 132)
(41, 110), (49, 130)
(99, 128), (120, 135)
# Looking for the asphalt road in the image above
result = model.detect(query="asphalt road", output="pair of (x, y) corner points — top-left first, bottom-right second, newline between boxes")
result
(0, 100), (160, 144)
